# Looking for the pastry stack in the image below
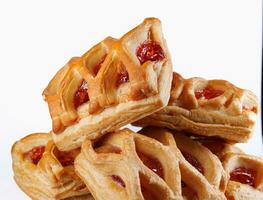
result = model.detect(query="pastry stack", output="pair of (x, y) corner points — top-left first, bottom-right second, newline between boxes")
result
(11, 18), (263, 200)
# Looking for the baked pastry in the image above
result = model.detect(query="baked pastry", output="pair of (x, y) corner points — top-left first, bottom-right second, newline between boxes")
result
(11, 133), (91, 200)
(133, 72), (258, 142)
(139, 127), (228, 200)
(75, 128), (182, 200)
(223, 153), (263, 200)
(43, 17), (173, 151)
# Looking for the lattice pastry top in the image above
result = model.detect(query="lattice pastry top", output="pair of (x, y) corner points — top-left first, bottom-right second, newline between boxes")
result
(11, 133), (91, 200)
(75, 128), (182, 200)
(140, 127), (228, 200)
(133, 72), (258, 142)
(43, 18), (173, 151)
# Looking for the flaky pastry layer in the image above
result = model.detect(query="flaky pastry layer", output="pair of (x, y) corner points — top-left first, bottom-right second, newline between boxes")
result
(133, 72), (258, 142)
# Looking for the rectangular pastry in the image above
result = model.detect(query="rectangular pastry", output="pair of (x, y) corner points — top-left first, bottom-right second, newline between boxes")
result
(133, 72), (258, 142)
(43, 18), (173, 151)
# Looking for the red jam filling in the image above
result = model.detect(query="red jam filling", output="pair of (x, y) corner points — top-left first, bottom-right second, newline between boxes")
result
(74, 80), (89, 109)
(182, 151), (204, 174)
(54, 149), (77, 167)
(137, 151), (164, 178)
(141, 186), (156, 200)
(24, 146), (45, 165)
(230, 167), (256, 187)
(111, 175), (126, 188)
(195, 87), (224, 100)
(136, 40), (165, 64)
(243, 105), (257, 113)
(181, 181), (186, 188)
(93, 56), (106, 76)
(116, 70), (129, 87)
(251, 107), (257, 113)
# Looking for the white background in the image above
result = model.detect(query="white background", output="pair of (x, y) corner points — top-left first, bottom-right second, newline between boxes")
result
(0, 0), (262, 199)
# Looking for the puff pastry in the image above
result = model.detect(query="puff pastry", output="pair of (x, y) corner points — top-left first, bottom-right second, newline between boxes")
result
(11, 133), (91, 200)
(139, 127), (228, 200)
(223, 153), (263, 200)
(133, 72), (258, 142)
(43, 17), (173, 151)
(75, 128), (182, 200)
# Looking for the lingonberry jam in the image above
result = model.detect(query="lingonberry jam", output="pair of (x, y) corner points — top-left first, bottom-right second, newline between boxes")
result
(137, 151), (164, 178)
(182, 151), (204, 175)
(54, 148), (79, 167)
(74, 79), (89, 109)
(251, 107), (257, 113)
(230, 167), (256, 187)
(181, 181), (186, 188)
(24, 146), (45, 165)
(243, 105), (257, 113)
(93, 56), (106, 76)
(116, 71), (129, 87)
(136, 40), (165, 64)
(141, 185), (156, 200)
(111, 175), (126, 188)
(195, 87), (223, 100)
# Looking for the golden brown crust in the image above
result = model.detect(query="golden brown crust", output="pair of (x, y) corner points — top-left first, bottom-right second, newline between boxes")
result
(11, 133), (91, 200)
(75, 128), (182, 200)
(133, 72), (258, 142)
(139, 127), (227, 200)
(43, 17), (173, 151)
(223, 153), (263, 200)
